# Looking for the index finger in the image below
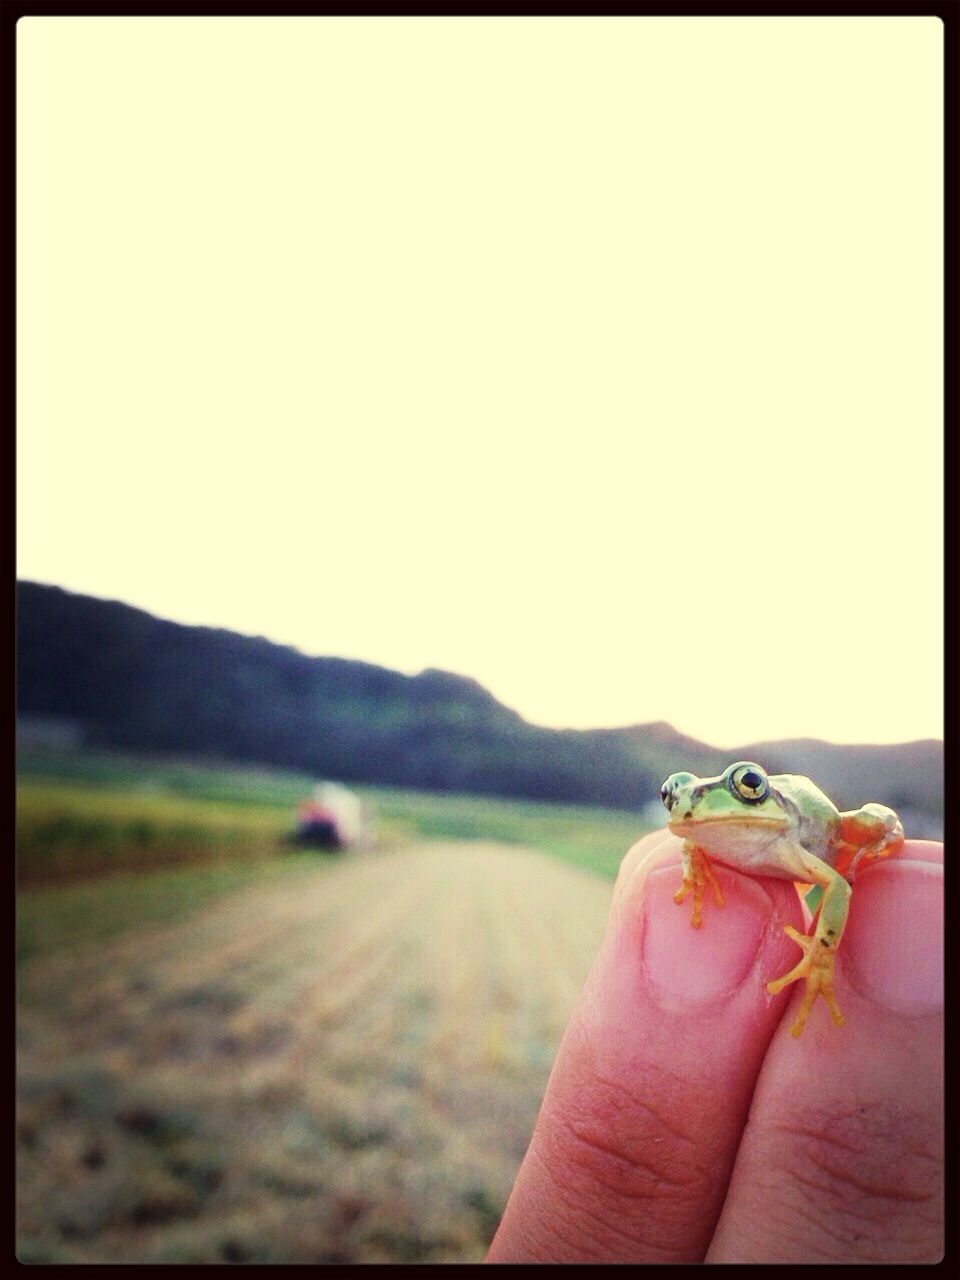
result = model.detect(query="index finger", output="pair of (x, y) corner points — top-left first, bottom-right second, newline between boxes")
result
(486, 830), (806, 1263)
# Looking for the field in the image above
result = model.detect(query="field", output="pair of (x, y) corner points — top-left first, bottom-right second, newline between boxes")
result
(17, 748), (651, 1262)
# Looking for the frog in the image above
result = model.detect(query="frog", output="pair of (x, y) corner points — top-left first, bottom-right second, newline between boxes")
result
(659, 761), (904, 1037)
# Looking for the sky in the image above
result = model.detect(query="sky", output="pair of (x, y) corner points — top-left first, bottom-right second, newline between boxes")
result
(17, 16), (943, 747)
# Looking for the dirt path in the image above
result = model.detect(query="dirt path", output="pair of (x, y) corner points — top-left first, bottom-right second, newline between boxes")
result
(17, 842), (613, 1262)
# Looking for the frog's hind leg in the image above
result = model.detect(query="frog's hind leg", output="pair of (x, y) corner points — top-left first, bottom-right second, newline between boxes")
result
(841, 804), (905, 881)
(767, 853), (851, 1037)
(803, 806), (905, 916)
(673, 840), (724, 929)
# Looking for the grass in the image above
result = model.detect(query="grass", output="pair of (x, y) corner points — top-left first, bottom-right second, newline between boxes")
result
(17, 746), (320, 808)
(16, 779), (291, 884)
(364, 785), (647, 880)
(16, 745), (652, 963)
(16, 855), (321, 966)
(18, 745), (651, 880)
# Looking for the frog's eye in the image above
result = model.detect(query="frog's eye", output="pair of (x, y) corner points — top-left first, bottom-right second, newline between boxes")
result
(660, 782), (672, 809)
(731, 764), (768, 803)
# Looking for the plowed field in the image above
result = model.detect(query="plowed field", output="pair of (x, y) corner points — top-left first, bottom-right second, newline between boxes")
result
(17, 842), (613, 1262)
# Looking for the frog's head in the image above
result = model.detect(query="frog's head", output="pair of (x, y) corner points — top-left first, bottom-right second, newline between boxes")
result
(660, 762), (791, 846)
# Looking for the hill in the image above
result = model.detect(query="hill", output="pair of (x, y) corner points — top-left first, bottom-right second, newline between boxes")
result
(16, 581), (942, 818)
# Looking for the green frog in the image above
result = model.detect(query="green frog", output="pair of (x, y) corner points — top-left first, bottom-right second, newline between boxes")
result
(659, 761), (904, 1037)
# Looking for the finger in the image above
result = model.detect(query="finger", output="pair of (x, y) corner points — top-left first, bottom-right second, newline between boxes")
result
(609, 824), (675, 906)
(486, 832), (805, 1263)
(707, 842), (943, 1263)
(613, 827), (674, 896)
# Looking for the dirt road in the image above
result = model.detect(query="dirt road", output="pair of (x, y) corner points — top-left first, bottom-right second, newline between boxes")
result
(17, 842), (614, 1262)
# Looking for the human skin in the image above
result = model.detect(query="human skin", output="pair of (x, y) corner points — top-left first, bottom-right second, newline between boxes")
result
(485, 832), (943, 1263)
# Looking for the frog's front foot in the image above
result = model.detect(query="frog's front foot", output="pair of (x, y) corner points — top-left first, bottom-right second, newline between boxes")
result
(767, 926), (844, 1037)
(673, 845), (724, 929)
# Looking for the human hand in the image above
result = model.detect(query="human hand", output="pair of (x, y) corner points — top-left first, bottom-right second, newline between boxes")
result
(485, 832), (943, 1263)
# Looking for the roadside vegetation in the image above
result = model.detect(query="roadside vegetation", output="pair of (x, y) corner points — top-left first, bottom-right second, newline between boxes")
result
(16, 746), (650, 964)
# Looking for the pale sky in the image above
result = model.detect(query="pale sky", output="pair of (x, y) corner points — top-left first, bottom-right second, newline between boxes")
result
(17, 16), (943, 746)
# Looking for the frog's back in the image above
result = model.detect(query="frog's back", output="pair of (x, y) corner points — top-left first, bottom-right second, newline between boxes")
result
(771, 772), (842, 862)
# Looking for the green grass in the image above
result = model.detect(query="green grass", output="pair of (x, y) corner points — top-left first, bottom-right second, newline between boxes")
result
(16, 746), (653, 962)
(16, 854), (323, 966)
(16, 779), (292, 884)
(17, 745), (319, 808)
(364, 785), (648, 879)
(18, 745), (651, 881)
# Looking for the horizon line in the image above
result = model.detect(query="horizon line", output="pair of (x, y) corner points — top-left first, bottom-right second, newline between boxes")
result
(16, 577), (944, 753)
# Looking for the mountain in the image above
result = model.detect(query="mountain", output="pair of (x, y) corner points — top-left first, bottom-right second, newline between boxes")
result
(15, 581), (942, 820)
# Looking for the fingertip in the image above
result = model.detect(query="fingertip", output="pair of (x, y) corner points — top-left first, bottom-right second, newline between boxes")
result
(898, 839), (943, 865)
(843, 858), (943, 1016)
(614, 828), (678, 895)
(641, 864), (771, 1004)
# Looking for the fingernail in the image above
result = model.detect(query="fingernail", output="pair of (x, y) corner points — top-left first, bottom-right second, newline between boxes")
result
(641, 864), (772, 1006)
(842, 862), (943, 1016)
